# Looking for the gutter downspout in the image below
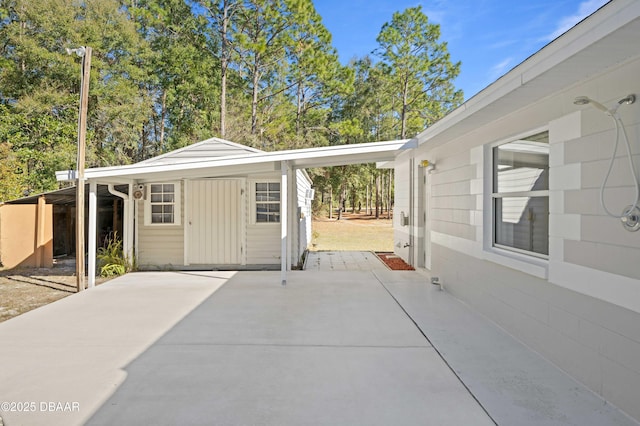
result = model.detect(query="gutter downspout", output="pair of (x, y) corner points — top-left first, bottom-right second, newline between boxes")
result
(107, 184), (133, 265)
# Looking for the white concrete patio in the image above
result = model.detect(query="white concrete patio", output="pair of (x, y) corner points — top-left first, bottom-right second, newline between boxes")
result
(0, 265), (637, 425)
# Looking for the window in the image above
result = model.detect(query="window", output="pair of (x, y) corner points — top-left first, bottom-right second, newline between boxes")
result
(492, 131), (549, 257)
(255, 182), (280, 223)
(145, 182), (181, 225)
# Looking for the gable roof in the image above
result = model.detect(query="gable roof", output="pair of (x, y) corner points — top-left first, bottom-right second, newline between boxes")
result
(136, 137), (263, 166)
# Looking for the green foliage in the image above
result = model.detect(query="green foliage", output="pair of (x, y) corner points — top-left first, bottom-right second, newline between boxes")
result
(96, 232), (132, 277)
(375, 5), (463, 138)
(100, 263), (127, 277)
(0, 0), (463, 213)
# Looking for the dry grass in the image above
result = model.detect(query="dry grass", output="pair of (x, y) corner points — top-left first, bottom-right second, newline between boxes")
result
(311, 212), (394, 252)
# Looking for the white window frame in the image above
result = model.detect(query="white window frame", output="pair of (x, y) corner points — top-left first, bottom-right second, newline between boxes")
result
(483, 127), (549, 278)
(144, 182), (181, 226)
(251, 180), (281, 225)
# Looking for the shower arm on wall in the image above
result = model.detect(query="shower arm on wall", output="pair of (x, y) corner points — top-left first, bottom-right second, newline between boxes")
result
(573, 94), (640, 231)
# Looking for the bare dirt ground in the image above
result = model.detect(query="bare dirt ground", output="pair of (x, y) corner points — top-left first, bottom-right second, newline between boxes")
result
(0, 259), (108, 323)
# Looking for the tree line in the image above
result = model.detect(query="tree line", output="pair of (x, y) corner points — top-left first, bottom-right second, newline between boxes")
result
(0, 0), (462, 214)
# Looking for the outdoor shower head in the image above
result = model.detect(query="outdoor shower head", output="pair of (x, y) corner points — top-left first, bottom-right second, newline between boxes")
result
(618, 94), (636, 105)
(573, 96), (609, 112)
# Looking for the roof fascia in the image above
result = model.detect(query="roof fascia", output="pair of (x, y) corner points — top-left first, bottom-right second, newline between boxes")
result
(57, 139), (415, 182)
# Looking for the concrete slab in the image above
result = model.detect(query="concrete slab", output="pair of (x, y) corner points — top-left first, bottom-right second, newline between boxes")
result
(305, 251), (388, 271)
(374, 270), (639, 426)
(3, 263), (634, 425)
(0, 270), (492, 426)
(0, 271), (231, 426)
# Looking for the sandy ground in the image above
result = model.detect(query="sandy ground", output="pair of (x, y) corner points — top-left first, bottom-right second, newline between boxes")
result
(0, 259), (108, 323)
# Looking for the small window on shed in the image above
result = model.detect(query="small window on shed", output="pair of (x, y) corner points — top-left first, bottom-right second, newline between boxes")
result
(144, 182), (181, 226)
(255, 182), (280, 223)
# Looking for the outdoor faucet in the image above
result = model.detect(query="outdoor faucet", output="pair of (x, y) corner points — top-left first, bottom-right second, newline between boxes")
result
(403, 242), (411, 248)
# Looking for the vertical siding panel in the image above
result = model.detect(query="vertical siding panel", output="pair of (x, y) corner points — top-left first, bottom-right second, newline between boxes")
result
(222, 180), (229, 263)
(216, 180), (223, 261)
(227, 181), (233, 263)
(230, 181), (237, 263)
(204, 180), (211, 262)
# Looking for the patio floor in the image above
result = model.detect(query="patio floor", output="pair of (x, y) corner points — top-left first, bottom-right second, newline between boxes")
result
(305, 250), (388, 271)
(0, 259), (637, 425)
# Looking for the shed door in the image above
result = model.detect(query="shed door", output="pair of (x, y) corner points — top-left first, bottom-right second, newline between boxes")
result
(188, 179), (244, 264)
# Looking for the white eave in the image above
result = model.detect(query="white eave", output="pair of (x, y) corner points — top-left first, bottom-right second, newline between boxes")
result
(56, 139), (415, 183)
(417, 0), (640, 147)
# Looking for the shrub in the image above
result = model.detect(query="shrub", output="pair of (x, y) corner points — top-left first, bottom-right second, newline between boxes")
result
(97, 232), (132, 277)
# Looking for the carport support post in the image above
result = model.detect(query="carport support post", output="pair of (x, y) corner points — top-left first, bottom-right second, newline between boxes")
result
(88, 181), (97, 288)
(281, 161), (288, 286)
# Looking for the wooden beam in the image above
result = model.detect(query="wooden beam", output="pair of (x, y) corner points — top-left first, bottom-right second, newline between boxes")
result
(76, 46), (92, 292)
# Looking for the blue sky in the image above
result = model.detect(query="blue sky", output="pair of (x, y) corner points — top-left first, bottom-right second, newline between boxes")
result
(314, 0), (609, 100)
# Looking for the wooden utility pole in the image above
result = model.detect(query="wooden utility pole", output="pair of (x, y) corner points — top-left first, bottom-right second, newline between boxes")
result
(75, 46), (92, 292)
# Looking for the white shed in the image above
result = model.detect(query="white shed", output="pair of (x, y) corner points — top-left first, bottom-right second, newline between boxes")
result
(392, 0), (640, 421)
(56, 137), (414, 284)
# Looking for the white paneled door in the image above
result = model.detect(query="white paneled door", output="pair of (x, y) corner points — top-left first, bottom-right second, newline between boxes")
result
(187, 179), (244, 265)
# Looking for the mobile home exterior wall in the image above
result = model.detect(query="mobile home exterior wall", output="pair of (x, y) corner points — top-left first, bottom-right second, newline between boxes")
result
(394, 54), (640, 421)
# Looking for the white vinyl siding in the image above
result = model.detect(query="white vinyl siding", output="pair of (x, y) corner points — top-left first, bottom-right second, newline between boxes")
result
(137, 181), (184, 267)
(246, 174), (282, 264)
(394, 53), (640, 421)
(136, 172), (311, 268)
(296, 169), (313, 261)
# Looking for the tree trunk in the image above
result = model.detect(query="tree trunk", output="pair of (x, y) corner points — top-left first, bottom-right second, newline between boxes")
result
(351, 187), (356, 213)
(220, 1), (229, 138)
(401, 77), (409, 139)
(338, 186), (344, 220)
(366, 182), (370, 215)
(296, 82), (303, 135)
(387, 169), (392, 219)
(381, 172), (385, 213)
(251, 65), (259, 135)
(375, 173), (380, 219)
(329, 186), (333, 220)
(159, 90), (166, 152)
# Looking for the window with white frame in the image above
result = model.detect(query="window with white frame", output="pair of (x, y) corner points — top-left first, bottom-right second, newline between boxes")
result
(145, 183), (181, 225)
(255, 182), (280, 223)
(492, 131), (549, 257)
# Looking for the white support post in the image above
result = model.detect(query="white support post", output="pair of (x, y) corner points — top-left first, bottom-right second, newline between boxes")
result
(128, 183), (135, 260)
(287, 167), (294, 271)
(88, 180), (97, 288)
(134, 197), (139, 263)
(122, 198), (133, 261)
(281, 161), (288, 285)
(123, 182), (136, 264)
(124, 185), (133, 262)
